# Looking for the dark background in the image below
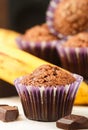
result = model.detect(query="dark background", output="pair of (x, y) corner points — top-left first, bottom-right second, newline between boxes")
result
(0, 0), (50, 33)
(0, 0), (50, 97)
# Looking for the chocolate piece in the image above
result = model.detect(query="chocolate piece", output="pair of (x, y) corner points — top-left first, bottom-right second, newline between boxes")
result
(56, 114), (88, 129)
(0, 105), (19, 122)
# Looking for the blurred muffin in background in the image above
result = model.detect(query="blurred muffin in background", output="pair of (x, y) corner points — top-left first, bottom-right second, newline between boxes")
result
(56, 32), (88, 80)
(46, 0), (88, 39)
(16, 23), (61, 65)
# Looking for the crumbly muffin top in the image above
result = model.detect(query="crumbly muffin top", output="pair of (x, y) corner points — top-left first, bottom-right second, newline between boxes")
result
(21, 64), (76, 87)
(21, 24), (58, 42)
(63, 32), (88, 47)
(54, 0), (88, 36)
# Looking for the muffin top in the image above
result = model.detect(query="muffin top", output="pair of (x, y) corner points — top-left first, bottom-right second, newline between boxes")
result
(21, 64), (76, 87)
(63, 32), (88, 47)
(21, 24), (58, 42)
(53, 0), (88, 36)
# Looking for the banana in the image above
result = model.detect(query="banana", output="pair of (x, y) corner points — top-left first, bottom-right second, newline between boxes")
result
(0, 44), (48, 84)
(74, 81), (88, 105)
(0, 28), (20, 48)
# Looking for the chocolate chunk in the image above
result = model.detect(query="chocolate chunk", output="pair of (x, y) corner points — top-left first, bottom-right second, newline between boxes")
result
(56, 114), (88, 129)
(0, 105), (19, 122)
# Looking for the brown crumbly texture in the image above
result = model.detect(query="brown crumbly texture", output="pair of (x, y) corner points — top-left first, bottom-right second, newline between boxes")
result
(21, 24), (58, 42)
(63, 32), (88, 47)
(54, 0), (88, 36)
(21, 64), (76, 87)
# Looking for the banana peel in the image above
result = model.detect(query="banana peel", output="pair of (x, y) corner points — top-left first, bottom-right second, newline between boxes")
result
(0, 28), (20, 48)
(74, 81), (88, 105)
(0, 44), (48, 84)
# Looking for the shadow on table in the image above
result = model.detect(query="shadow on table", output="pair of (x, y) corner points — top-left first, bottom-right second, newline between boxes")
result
(0, 79), (18, 97)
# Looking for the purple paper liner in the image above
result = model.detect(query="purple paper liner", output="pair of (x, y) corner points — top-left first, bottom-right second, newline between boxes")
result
(14, 74), (83, 122)
(56, 45), (88, 79)
(16, 37), (63, 65)
(46, 0), (68, 39)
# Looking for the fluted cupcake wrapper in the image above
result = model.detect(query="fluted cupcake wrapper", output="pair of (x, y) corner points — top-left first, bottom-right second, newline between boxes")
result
(16, 37), (61, 65)
(57, 46), (88, 79)
(46, 0), (68, 39)
(14, 74), (83, 121)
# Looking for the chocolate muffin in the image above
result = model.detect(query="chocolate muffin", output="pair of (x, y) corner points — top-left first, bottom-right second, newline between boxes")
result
(46, 0), (88, 38)
(14, 64), (83, 121)
(16, 24), (61, 65)
(56, 32), (88, 79)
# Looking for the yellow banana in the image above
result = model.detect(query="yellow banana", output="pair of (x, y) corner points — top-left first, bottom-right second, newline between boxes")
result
(0, 44), (48, 84)
(74, 81), (88, 105)
(0, 28), (20, 48)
